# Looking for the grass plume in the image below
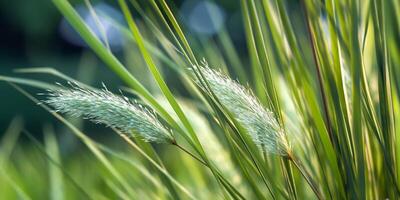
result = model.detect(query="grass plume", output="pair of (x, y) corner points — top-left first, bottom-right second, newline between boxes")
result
(1, 0), (399, 198)
(44, 83), (173, 143)
(195, 62), (290, 155)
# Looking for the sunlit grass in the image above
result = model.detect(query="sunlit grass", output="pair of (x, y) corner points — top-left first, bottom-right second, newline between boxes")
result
(0, 0), (399, 199)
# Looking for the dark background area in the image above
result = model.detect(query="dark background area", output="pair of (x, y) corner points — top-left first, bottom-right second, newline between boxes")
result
(0, 0), (82, 133)
(0, 0), (247, 134)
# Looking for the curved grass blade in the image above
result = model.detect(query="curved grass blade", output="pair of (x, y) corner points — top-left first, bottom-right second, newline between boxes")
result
(22, 130), (93, 200)
(9, 83), (137, 199)
(44, 126), (65, 200)
(51, 0), (182, 138)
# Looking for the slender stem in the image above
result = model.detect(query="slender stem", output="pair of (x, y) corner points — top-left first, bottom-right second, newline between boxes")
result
(118, 134), (197, 200)
(288, 154), (323, 200)
(173, 143), (207, 166)
(300, 0), (333, 143)
(173, 143), (245, 200)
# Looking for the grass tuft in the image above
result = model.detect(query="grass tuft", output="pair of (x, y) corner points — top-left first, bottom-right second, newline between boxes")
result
(195, 61), (290, 155)
(45, 83), (174, 144)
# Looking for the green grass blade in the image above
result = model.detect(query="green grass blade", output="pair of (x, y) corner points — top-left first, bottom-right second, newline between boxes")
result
(9, 83), (136, 199)
(44, 125), (65, 200)
(51, 0), (180, 135)
(22, 130), (93, 200)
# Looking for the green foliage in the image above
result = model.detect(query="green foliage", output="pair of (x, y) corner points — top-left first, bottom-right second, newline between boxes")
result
(1, 0), (399, 199)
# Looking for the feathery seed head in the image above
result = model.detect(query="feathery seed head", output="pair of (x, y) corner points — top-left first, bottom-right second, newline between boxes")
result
(195, 62), (290, 155)
(44, 83), (173, 143)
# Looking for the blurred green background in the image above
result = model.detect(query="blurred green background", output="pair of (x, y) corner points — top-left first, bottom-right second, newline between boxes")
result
(0, 0), (251, 134)
(1, 0), (399, 199)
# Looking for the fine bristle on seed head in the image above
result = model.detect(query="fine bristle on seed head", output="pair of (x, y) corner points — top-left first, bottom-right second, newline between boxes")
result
(44, 83), (173, 143)
(195, 62), (290, 155)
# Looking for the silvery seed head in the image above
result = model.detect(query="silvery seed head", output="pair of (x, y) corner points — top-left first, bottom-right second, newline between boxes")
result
(194, 62), (290, 155)
(44, 83), (173, 143)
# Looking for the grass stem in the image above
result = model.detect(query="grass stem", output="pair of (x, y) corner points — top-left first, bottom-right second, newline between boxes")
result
(288, 153), (323, 200)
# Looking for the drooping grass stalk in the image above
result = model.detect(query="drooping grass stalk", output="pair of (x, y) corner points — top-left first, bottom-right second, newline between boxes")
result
(195, 63), (323, 199)
(117, 3), (249, 199)
(195, 64), (289, 155)
(1, 0), (399, 198)
(240, 2), (300, 198)
(8, 82), (198, 199)
(43, 82), (244, 199)
(117, 0), (198, 145)
(51, 0), (186, 144)
(12, 83), (139, 198)
(45, 83), (174, 144)
(194, 62), (279, 199)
